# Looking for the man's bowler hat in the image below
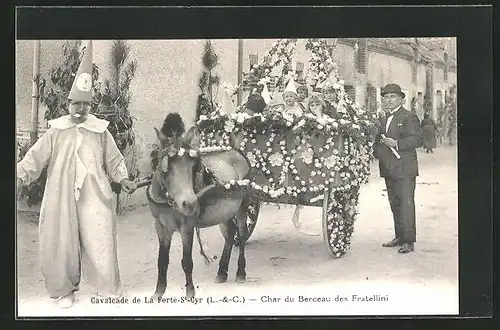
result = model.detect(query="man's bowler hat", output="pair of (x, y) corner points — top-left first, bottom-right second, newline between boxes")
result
(381, 84), (405, 98)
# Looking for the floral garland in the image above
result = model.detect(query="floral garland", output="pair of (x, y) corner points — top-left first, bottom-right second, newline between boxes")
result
(232, 39), (298, 98)
(197, 112), (373, 196)
(305, 39), (339, 89)
(195, 109), (374, 257)
(194, 39), (379, 257)
(304, 39), (379, 256)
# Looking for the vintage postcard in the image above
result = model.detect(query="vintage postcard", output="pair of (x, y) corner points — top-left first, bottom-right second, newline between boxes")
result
(15, 36), (459, 318)
(14, 6), (472, 318)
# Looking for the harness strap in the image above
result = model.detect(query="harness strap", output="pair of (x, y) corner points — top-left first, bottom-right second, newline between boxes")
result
(146, 184), (174, 206)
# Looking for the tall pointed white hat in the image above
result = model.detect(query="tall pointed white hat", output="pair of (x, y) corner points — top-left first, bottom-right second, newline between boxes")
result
(68, 40), (93, 102)
(219, 88), (237, 114)
(282, 77), (298, 97)
(261, 82), (272, 104)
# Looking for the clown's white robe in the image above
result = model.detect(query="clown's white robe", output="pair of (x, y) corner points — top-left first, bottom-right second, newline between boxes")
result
(17, 114), (128, 299)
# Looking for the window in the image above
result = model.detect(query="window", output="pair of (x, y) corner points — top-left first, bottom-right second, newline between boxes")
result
(418, 92), (424, 111)
(365, 84), (378, 113)
(356, 39), (367, 74)
(344, 85), (356, 102)
(436, 90), (443, 110)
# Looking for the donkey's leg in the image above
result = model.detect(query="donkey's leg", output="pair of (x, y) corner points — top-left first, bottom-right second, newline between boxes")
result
(180, 223), (196, 299)
(235, 199), (250, 283)
(215, 220), (237, 283)
(152, 220), (173, 299)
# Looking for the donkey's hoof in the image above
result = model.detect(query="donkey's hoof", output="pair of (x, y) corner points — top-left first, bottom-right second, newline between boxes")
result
(235, 274), (246, 283)
(151, 293), (162, 301)
(215, 273), (228, 283)
(186, 287), (196, 300)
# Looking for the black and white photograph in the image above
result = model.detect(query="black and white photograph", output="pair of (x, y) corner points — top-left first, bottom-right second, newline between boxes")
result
(13, 6), (491, 319)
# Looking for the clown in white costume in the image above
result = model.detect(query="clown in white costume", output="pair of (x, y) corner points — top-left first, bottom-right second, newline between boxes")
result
(16, 40), (137, 309)
(282, 78), (304, 117)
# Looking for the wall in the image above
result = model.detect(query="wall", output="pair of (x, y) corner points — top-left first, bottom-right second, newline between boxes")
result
(16, 38), (455, 159)
(367, 50), (413, 108)
(16, 39), (355, 138)
(331, 43), (355, 85)
(16, 40), (65, 130)
(448, 70), (457, 87)
(16, 38), (333, 173)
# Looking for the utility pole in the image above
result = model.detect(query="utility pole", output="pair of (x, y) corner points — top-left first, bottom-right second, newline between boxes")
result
(30, 40), (41, 146)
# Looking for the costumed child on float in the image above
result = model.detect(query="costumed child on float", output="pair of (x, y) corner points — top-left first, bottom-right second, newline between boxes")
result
(296, 85), (309, 110)
(282, 76), (305, 117)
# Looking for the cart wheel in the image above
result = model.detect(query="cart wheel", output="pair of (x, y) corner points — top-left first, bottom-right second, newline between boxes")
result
(322, 189), (338, 259)
(220, 199), (260, 246)
(322, 188), (358, 259)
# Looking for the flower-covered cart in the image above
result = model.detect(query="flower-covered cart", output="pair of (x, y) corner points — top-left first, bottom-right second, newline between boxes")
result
(195, 109), (374, 258)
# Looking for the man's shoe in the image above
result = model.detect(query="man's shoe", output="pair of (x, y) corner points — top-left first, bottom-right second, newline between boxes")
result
(398, 243), (414, 254)
(382, 238), (401, 247)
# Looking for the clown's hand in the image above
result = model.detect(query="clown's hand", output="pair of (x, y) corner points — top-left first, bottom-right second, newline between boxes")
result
(120, 179), (137, 194)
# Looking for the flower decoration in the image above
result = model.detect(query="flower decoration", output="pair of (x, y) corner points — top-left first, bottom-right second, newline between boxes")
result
(299, 148), (314, 165)
(324, 154), (339, 169)
(237, 39), (298, 95)
(224, 119), (235, 133)
(268, 152), (284, 167)
(246, 152), (257, 167)
(192, 39), (377, 259)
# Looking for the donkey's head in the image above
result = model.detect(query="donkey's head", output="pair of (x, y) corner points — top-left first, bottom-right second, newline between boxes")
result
(153, 113), (201, 217)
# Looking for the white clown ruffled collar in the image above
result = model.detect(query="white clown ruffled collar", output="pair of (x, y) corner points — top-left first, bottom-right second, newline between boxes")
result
(48, 114), (109, 133)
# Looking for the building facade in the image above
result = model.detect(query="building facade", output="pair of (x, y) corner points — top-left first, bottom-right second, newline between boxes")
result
(16, 38), (456, 149)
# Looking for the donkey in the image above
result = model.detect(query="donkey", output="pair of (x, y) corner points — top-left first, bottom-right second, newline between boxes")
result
(147, 113), (251, 300)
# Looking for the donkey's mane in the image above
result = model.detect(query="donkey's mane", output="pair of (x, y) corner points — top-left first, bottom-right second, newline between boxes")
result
(161, 113), (185, 138)
(151, 112), (193, 172)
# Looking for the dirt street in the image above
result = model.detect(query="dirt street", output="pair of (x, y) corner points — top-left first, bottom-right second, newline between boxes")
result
(16, 145), (458, 317)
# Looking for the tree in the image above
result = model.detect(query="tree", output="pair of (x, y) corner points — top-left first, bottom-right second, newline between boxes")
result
(94, 40), (138, 154)
(196, 40), (221, 120)
(19, 40), (139, 207)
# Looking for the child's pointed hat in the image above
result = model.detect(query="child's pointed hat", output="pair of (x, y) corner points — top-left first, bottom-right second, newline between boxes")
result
(282, 77), (298, 97)
(68, 40), (93, 102)
(261, 82), (272, 104)
(219, 88), (237, 114)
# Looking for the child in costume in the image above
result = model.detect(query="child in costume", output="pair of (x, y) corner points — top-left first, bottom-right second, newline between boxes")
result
(282, 78), (304, 118)
(296, 85), (309, 110)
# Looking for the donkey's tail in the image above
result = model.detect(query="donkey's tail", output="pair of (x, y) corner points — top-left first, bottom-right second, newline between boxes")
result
(195, 225), (213, 266)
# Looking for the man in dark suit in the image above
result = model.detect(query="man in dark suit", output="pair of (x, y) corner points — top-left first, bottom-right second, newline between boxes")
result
(375, 84), (423, 254)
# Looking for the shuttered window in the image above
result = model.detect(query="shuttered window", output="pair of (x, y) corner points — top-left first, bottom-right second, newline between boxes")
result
(356, 39), (368, 74)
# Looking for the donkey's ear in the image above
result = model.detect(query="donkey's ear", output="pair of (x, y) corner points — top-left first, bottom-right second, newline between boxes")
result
(186, 126), (201, 150)
(154, 127), (169, 147)
(154, 127), (161, 140)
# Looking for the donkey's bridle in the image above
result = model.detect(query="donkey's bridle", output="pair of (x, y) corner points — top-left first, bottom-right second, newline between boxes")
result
(145, 168), (176, 206)
(146, 144), (201, 207)
(146, 183), (175, 207)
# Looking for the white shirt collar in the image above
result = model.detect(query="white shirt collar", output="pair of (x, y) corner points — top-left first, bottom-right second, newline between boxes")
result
(389, 106), (401, 115)
(48, 114), (110, 133)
